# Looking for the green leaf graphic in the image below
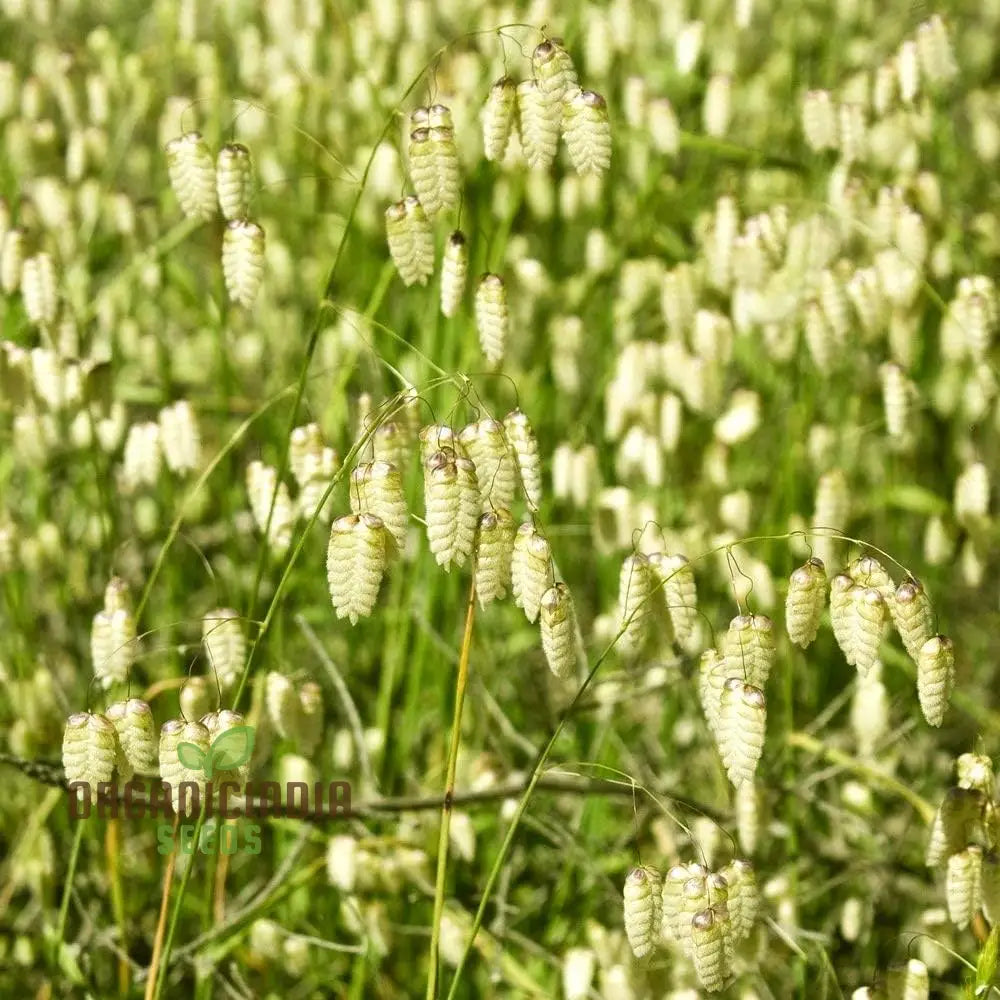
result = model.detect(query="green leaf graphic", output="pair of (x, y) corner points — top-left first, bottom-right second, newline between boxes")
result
(176, 741), (207, 771)
(204, 726), (255, 779)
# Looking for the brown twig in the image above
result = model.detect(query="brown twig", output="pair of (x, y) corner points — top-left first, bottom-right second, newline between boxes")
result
(144, 814), (179, 1000)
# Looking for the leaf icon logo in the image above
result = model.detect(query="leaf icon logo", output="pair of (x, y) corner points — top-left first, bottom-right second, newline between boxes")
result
(176, 741), (208, 772)
(176, 726), (254, 779)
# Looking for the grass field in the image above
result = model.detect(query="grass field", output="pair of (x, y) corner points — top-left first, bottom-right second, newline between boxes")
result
(2, 0), (1000, 997)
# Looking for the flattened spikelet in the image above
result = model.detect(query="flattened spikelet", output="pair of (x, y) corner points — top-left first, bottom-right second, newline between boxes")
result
(540, 583), (582, 678)
(216, 142), (252, 220)
(723, 614), (775, 689)
(266, 671), (299, 739)
(504, 408), (543, 508)
(475, 273), (509, 364)
(386, 196), (434, 286)
(517, 79), (559, 169)
(946, 845), (982, 928)
(482, 77), (517, 161)
(326, 513), (390, 623)
(699, 648), (728, 735)
(106, 699), (157, 779)
(21, 252), (57, 327)
(850, 586), (886, 677)
(926, 786), (985, 867)
(202, 608), (245, 690)
(165, 131), (216, 220)
(623, 865), (662, 959)
(718, 678), (767, 787)
(785, 557), (827, 647)
(830, 574), (857, 665)
(460, 418), (516, 511)
(474, 509), (516, 605)
(848, 555), (895, 611)
(63, 712), (118, 802)
(721, 859), (759, 942)
(511, 522), (553, 623)
(91, 606), (136, 688)
(691, 907), (728, 992)
(350, 461), (408, 551)
(617, 554), (654, 659)
(562, 88), (611, 176)
(423, 451), (479, 570)
(892, 578), (935, 661)
(982, 852), (1000, 925)
(0, 226), (25, 294)
(440, 230), (468, 317)
(222, 219), (265, 307)
(648, 552), (697, 644)
(917, 634), (955, 727)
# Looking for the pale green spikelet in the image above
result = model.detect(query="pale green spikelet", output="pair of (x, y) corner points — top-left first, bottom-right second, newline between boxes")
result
(885, 958), (929, 1000)
(830, 573), (858, 665)
(440, 230), (468, 317)
(785, 557), (827, 648)
(326, 513), (390, 623)
(222, 219), (265, 307)
(699, 647), (728, 735)
(623, 865), (662, 958)
(474, 509), (516, 606)
(350, 461), (408, 552)
(503, 408), (543, 509)
(851, 586), (886, 677)
(511, 522), (554, 623)
(648, 552), (697, 644)
(562, 88), (611, 176)
(202, 608), (245, 690)
(718, 677), (767, 787)
(423, 450), (479, 570)
(946, 845), (982, 928)
(722, 613), (775, 688)
(216, 142), (252, 220)
(926, 787), (985, 867)
(474, 273), (509, 364)
(917, 634), (955, 727)
(91, 606), (136, 689)
(165, 131), (216, 220)
(460, 418), (516, 512)
(63, 712), (118, 802)
(373, 420), (409, 472)
(721, 859), (759, 943)
(385, 196), (434, 286)
(266, 671), (299, 740)
(482, 77), (517, 161)
(246, 460), (295, 551)
(419, 424), (465, 465)
(517, 79), (559, 169)
(691, 907), (728, 992)
(661, 864), (691, 944)
(179, 676), (212, 722)
(540, 583), (583, 679)
(892, 578), (935, 661)
(106, 699), (157, 779)
(21, 252), (58, 327)
(617, 553), (655, 659)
